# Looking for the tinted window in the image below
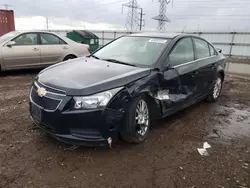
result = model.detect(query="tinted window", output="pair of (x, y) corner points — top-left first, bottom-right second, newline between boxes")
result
(13, 33), (38, 46)
(194, 38), (210, 59)
(168, 38), (194, 66)
(209, 44), (215, 56)
(94, 37), (169, 67)
(40, 33), (66, 45)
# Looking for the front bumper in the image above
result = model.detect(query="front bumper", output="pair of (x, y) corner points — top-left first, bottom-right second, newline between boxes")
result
(29, 83), (125, 146)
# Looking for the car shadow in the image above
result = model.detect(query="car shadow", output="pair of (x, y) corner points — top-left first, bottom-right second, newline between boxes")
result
(0, 68), (42, 77)
(152, 100), (216, 131)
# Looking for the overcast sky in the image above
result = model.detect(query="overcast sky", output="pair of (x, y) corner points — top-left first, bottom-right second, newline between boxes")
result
(2, 0), (250, 31)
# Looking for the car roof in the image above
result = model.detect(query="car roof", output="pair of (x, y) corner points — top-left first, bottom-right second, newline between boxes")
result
(18, 30), (58, 35)
(127, 32), (183, 39)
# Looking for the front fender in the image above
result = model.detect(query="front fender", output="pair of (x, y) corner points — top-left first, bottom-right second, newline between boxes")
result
(125, 71), (163, 119)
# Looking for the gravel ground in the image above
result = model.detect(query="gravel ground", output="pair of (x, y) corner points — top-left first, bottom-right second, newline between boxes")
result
(0, 70), (249, 188)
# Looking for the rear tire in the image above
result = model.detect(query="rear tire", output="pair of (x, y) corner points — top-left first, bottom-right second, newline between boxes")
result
(120, 95), (150, 143)
(207, 74), (223, 102)
(63, 55), (77, 61)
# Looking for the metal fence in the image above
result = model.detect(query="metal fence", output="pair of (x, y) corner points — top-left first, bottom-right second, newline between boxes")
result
(48, 30), (250, 58)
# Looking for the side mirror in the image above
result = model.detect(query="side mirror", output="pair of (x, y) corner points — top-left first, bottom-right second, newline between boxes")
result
(216, 48), (222, 53)
(6, 41), (16, 47)
(164, 64), (171, 71)
(164, 56), (171, 71)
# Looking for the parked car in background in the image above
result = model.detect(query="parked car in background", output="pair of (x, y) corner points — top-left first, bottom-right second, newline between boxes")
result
(0, 31), (90, 71)
(29, 33), (226, 146)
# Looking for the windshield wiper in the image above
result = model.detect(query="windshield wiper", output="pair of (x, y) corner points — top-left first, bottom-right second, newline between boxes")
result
(102, 58), (136, 67)
(89, 54), (100, 59)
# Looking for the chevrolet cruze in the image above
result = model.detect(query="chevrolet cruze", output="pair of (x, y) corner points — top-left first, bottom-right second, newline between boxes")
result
(29, 33), (226, 146)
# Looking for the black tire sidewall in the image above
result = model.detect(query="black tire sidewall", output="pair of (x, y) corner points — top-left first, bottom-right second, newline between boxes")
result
(121, 95), (150, 143)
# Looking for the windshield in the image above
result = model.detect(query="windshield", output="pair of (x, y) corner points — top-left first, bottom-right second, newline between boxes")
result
(0, 31), (20, 44)
(93, 36), (169, 67)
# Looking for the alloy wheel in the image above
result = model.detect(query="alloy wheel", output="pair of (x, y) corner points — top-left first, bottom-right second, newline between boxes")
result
(213, 77), (222, 99)
(135, 99), (149, 136)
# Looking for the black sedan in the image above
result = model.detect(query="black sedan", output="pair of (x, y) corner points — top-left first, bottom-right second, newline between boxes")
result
(29, 33), (226, 146)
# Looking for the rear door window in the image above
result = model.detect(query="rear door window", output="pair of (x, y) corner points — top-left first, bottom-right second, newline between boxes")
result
(194, 38), (210, 59)
(168, 37), (195, 67)
(40, 33), (66, 45)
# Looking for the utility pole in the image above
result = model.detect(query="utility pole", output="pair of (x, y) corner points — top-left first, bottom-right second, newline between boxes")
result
(1, 4), (12, 10)
(46, 17), (49, 30)
(122, 0), (141, 31)
(131, 1), (134, 31)
(139, 8), (145, 31)
(152, 0), (171, 32)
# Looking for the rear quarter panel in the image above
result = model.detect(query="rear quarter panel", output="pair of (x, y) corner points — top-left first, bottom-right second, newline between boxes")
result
(208, 53), (226, 91)
(72, 43), (90, 57)
(216, 54), (226, 79)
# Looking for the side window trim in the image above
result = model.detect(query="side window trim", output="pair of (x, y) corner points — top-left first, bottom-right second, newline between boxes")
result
(40, 33), (67, 45)
(37, 32), (42, 45)
(207, 42), (211, 56)
(191, 37), (196, 60)
(173, 56), (215, 68)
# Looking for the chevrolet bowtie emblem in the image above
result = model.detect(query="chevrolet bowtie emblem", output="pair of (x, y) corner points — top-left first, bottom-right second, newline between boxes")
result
(37, 87), (47, 97)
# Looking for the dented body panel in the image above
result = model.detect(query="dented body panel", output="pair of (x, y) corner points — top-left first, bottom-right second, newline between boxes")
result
(29, 33), (226, 146)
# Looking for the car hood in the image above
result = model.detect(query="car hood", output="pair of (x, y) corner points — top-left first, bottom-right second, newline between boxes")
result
(38, 57), (151, 96)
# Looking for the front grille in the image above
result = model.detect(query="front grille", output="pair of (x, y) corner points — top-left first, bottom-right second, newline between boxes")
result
(34, 81), (66, 95)
(30, 87), (61, 111)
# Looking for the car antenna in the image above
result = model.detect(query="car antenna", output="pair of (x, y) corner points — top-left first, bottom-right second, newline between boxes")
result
(182, 25), (187, 33)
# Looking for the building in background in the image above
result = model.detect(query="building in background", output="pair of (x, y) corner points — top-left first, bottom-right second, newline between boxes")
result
(0, 10), (15, 36)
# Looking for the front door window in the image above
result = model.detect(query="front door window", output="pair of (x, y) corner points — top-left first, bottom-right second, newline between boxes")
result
(13, 33), (38, 46)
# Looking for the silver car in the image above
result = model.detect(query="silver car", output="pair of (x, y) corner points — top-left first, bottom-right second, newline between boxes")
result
(0, 31), (90, 71)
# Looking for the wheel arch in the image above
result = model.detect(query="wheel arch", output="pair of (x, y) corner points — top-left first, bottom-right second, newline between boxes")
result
(218, 70), (225, 81)
(63, 54), (77, 61)
(133, 91), (162, 120)
(216, 62), (225, 82)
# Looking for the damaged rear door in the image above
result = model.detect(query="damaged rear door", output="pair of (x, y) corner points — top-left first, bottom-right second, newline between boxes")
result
(159, 37), (199, 115)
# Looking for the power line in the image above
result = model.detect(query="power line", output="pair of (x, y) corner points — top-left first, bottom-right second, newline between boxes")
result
(55, 0), (127, 9)
(146, 12), (250, 17)
(166, 17), (250, 20)
(80, 0), (127, 14)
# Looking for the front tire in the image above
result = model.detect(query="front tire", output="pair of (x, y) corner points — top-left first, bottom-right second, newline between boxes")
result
(207, 74), (223, 102)
(120, 96), (150, 143)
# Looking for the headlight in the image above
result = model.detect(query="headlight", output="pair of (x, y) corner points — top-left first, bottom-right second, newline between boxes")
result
(73, 87), (123, 110)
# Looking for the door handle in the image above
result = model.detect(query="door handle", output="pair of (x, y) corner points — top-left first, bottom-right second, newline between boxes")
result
(192, 70), (199, 77)
(33, 48), (39, 51)
(63, 46), (68, 50)
(193, 70), (199, 75)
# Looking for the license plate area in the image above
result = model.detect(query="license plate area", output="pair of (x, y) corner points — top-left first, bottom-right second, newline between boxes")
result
(30, 103), (42, 121)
